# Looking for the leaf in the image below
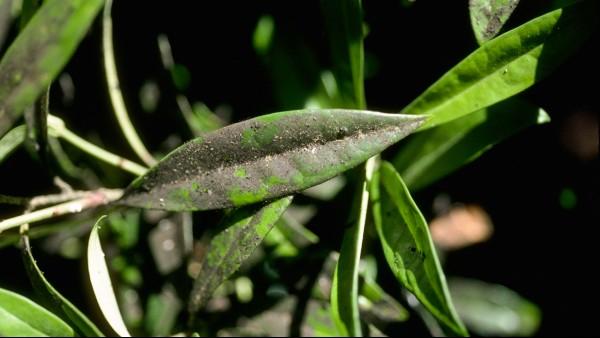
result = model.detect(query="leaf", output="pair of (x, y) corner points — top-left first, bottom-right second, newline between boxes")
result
(0, 124), (25, 165)
(87, 216), (132, 337)
(0, 0), (104, 137)
(0, 287), (75, 337)
(449, 278), (541, 336)
(402, 1), (598, 130)
(469, 0), (520, 45)
(321, 0), (365, 108)
(394, 98), (550, 191)
(370, 162), (467, 336)
(21, 235), (105, 337)
(188, 196), (293, 314)
(119, 109), (425, 211)
(331, 162), (375, 336)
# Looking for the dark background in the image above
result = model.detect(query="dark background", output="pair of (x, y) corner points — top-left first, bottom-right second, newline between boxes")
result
(1, 1), (598, 336)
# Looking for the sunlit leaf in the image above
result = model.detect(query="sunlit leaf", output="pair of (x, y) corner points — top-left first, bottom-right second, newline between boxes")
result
(394, 98), (550, 191)
(21, 235), (105, 337)
(0, 287), (75, 336)
(403, 1), (597, 130)
(370, 162), (467, 336)
(470, 0), (520, 45)
(188, 196), (292, 315)
(450, 278), (541, 336)
(0, 0), (104, 136)
(87, 215), (132, 337)
(119, 109), (424, 211)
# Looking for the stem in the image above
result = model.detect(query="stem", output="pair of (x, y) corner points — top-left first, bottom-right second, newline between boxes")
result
(0, 189), (123, 233)
(48, 115), (148, 176)
(103, 0), (156, 166)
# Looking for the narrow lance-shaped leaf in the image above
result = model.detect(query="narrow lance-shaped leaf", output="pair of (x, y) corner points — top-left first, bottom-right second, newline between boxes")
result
(394, 98), (550, 191)
(449, 278), (541, 336)
(403, 1), (597, 130)
(469, 0), (520, 45)
(370, 162), (467, 336)
(87, 216), (132, 337)
(119, 109), (425, 211)
(21, 235), (105, 337)
(0, 0), (104, 136)
(188, 196), (293, 314)
(0, 287), (75, 337)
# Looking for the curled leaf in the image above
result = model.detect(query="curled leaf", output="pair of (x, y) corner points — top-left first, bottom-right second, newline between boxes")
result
(370, 162), (467, 336)
(87, 216), (131, 337)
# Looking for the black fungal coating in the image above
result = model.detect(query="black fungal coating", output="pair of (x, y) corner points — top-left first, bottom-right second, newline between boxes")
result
(469, 0), (520, 42)
(188, 196), (292, 313)
(119, 109), (425, 211)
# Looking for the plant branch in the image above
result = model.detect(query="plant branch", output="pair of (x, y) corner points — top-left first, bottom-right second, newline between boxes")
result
(102, 0), (156, 166)
(48, 115), (148, 176)
(0, 189), (123, 234)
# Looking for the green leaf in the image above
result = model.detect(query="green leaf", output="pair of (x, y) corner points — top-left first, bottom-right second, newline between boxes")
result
(449, 278), (541, 336)
(403, 1), (597, 130)
(0, 0), (104, 137)
(394, 98), (550, 191)
(21, 235), (105, 337)
(87, 216), (132, 337)
(331, 163), (374, 336)
(119, 109), (425, 211)
(470, 0), (520, 45)
(0, 287), (75, 337)
(188, 196), (292, 314)
(321, 0), (365, 108)
(370, 162), (467, 336)
(0, 124), (25, 165)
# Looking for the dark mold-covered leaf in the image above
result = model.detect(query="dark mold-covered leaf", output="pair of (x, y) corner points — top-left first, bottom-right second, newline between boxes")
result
(470, 0), (520, 45)
(0, 0), (103, 136)
(119, 109), (425, 211)
(188, 196), (292, 315)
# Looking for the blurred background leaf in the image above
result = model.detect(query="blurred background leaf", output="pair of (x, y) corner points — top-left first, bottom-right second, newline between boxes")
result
(449, 277), (541, 336)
